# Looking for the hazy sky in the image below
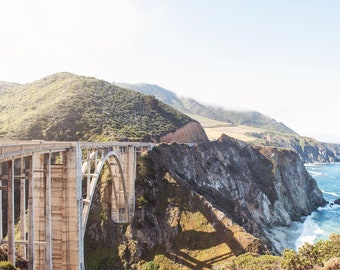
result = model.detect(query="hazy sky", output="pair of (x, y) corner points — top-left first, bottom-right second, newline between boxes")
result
(1, 1), (340, 143)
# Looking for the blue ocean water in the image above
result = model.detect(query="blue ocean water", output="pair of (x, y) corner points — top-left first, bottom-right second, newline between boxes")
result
(295, 163), (340, 249)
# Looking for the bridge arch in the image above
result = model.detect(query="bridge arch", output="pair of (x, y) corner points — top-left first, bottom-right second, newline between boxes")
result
(82, 150), (130, 234)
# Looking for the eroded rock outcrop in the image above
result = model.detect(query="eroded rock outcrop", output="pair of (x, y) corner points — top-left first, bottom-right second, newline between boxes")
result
(159, 121), (209, 143)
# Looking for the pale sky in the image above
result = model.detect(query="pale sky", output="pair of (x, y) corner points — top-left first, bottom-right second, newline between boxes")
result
(1, 1), (340, 143)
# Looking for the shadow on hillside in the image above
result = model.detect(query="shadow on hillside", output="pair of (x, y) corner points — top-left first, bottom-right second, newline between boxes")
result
(170, 229), (236, 269)
(150, 202), (247, 269)
(149, 225), (245, 269)
(139, 164), (249, 269)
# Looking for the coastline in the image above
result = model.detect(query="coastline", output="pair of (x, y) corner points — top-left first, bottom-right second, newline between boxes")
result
(265, 161), (340, 254)
(264, 221), (304, 253)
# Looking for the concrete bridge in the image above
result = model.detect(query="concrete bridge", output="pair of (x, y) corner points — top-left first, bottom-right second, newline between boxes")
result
(0, 140), (153, 269)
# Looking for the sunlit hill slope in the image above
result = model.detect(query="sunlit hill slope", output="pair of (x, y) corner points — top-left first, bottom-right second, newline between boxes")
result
(0, 73), (203, 142)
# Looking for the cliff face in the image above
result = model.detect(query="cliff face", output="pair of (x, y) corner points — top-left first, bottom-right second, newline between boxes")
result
(259, 147), (327, 218)
(147, 135), (325, 235)
(85, 134), (326, 268)
(323, 142), (340, 158)
(284, 139), (339, 163)
(251, 133), (339, 163)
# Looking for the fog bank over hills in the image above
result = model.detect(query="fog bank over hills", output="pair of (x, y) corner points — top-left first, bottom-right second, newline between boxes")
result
(114, 82), (296, 134)
(115, 82), (340, 163)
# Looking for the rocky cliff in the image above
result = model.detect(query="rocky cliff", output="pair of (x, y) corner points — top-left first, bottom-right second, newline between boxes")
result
(147, 135), (325, 237)
(323, 142), (340, 158)
(249, 132), (340, 163)
(84, 134), (326, 269)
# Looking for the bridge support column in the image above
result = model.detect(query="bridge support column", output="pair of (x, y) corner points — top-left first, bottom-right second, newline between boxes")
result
(28, 156), (35, 270)
(125, 146), (136, 221)
(7, 159), (15, 266)
(19, 158), (27, 259)
(45, 153), (52, 270)
(62, 145), (84, 270)
(0, 164), (2, 243)
(32, 152), (46, 269)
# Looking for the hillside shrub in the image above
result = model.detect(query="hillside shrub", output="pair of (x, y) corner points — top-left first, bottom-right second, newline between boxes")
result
(0, 261), (17, 270)
(225, 253), (282, 269)
(282, 233), (340, 269)
(225, 234), (340, 270)
(142, 261), (160, 270)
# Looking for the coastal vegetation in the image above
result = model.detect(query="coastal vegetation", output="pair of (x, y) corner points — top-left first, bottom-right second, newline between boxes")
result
(225, 233), (340, 270)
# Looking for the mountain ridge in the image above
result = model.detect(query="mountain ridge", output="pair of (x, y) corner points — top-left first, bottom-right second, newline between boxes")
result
(114, 82), (297, 134)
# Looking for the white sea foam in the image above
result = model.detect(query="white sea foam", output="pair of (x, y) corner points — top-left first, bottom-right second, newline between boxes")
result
(295, 215), (324, 250)
(317, 202), (340, 211)
(309, 171), (324, 177)
(295, 163), (340, 252)
(321, 190), (340, 197)
(265, 222), (303, 253)
(304, 163), (317, 167)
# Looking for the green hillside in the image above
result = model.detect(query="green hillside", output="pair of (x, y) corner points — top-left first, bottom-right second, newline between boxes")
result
(115, 82), (185, 110)
(0, 73), (192, 142)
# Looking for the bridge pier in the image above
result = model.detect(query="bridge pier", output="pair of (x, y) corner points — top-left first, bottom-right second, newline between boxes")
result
(29, 148), (84, 270)
(7, 159), (15, 266)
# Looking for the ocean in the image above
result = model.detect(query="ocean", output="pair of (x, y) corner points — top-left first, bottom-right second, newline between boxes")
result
(267, 162), (340, 253)
(296, 163), (340, 248)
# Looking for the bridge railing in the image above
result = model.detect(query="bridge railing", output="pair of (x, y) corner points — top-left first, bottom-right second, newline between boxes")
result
(0, 141), (76, 162)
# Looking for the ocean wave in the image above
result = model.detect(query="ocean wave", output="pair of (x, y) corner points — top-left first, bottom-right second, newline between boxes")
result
(322, 190), (340, 198)
(317, 202), (340, 211)
(295, 215), (324, 250)
(265, 222), (303, 252)
(296, 163), (340, 251)
(304, 163), (316, 167)
(295, 202), (340, 250)
(308, 171), (325, 177)
(297, 229), (324, 247)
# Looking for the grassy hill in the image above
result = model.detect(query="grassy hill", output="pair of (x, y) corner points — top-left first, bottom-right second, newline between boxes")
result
(0, 73), (193, 142)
